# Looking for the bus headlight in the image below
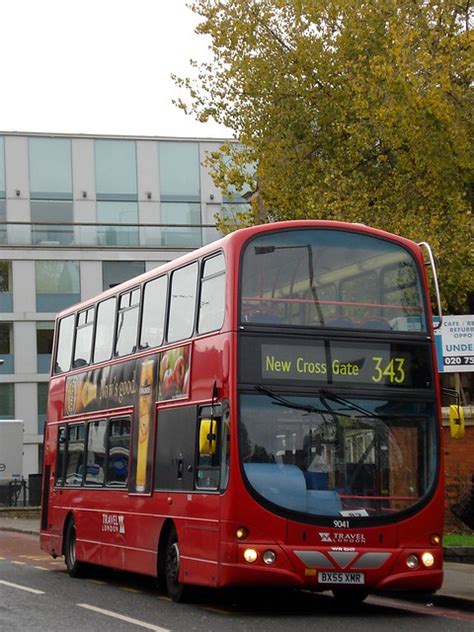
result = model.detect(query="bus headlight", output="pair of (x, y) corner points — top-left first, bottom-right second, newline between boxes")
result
(243, 548), (258, 563)
(262, 550), (277, 565)
(406, 554), (419, 569)
(422, 552), (435, 567)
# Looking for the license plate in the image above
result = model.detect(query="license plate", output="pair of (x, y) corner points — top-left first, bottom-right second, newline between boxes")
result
(318, 571), (365, 585)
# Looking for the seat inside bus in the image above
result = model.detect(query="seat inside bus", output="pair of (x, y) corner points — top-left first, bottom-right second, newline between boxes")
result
(244, 463), (342, 516)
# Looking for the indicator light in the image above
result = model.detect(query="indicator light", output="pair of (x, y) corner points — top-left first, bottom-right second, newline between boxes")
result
(406, 554), (419, 569)
(236, 527), (248, 540)
(422, 552), (435, 567)
(430, 534), (441, 546)
(262, 550), (277, 565)
(243, 548), (258, 563)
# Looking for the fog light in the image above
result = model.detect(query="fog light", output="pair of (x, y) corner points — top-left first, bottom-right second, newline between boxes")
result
(406, 554), (419, 569)
(422, 552), (435, 567)
(236, 527), (248, 540)
(262, 550), (277, 565)
(431, 534), (441, 546)
(243, 548), (258, 563)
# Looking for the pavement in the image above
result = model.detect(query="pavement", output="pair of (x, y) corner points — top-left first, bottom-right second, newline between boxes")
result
(0, 511), (472, 605)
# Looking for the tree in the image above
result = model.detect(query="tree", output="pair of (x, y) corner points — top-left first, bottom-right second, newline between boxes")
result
(176, 0), (473, 311)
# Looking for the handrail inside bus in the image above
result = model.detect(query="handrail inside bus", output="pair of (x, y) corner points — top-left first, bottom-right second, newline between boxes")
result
(418, 241), (443, 329)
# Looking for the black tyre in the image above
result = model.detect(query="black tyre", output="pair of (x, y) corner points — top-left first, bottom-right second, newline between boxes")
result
(165, 527), (189, 602)
(64, 518), (86, 578)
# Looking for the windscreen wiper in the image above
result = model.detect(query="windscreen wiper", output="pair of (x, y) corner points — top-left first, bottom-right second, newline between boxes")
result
(320, 388), (389, 420)
(255, 385), (350, 418)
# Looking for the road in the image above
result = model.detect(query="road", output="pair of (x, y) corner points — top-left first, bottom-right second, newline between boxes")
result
(1, 531), (473, 631)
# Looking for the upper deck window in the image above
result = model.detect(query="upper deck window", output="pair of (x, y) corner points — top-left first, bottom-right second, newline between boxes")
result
(198, 253), (226, 334)
(168, 262), (199, 343)
(240, 229), (426, 332)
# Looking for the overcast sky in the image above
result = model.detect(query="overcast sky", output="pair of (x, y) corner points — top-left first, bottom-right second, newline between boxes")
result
(0, 0), (232, 139)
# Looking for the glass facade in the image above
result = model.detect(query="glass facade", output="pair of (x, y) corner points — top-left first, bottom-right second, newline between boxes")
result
(161, 202), (201, 247)
(36, 261), (81, 312)
(95, 140), (137, 200)
(29, 137), (73, 199)
(97, 201), (139, 247)
(159, 142), (200, 201)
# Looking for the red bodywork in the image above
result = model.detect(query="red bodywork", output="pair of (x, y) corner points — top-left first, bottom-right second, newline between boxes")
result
(40, 220), (444, 594)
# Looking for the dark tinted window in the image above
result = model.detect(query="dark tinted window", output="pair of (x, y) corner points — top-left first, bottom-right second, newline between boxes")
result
(55, 426), (67, 485)
(64, 424), (85, 487)
(85, 419), (107, 486)
(107, 418), (131, 486)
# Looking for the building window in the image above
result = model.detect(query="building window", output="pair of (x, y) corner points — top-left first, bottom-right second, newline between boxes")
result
(31, 201), (74, 245)
(0, 136), (6, 198)
(0, 261), (13, 312)
(0, 200), (5, 245)
(36, 260), (80, 312)
(95, 140), (137, 201)
(37, 382), (48, 435)
(37, 322), (54, 374)
(0, 383), (14, 418)
(97, 201), (139, 247)
(0, 322), (14, 373)
(102, 261), (145, 290)
(159, 142), (200, 201)
(29, 137), (73, 199)
(161, 202), (202, 247)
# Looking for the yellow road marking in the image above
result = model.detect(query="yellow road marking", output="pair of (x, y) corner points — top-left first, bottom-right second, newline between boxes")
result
(88, 579), (107, 585)
(33, 566), (49, 571)
(121, 587), (142, 593)
(11, 561), (26, 565)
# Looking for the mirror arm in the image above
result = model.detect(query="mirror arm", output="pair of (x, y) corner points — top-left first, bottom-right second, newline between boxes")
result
(418, 241), (443, 329)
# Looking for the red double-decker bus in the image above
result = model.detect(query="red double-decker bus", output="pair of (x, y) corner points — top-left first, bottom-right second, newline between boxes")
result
(40, 220), (444, 603)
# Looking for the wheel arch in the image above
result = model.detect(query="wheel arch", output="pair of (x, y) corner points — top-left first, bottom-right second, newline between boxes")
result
(157, 518), (176, 582)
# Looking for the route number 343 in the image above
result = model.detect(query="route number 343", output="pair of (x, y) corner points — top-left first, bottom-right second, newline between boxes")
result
(371, 356), (406, 384)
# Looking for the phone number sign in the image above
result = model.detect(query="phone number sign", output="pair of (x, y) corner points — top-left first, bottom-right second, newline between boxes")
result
(434, 315), (474, 373)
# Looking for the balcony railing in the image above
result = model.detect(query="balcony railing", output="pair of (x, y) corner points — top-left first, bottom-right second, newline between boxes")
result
(0, 222), (222, 249)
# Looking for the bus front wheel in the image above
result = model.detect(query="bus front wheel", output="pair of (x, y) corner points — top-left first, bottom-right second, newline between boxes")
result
(64, 518), (86, 578)
(165, 527), (189, 602)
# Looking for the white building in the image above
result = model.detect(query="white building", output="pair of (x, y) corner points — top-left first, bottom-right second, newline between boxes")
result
(0, 131), (245, 479)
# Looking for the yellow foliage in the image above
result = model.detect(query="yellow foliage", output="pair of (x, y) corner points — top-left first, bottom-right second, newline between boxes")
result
(181, 0), (473, 311)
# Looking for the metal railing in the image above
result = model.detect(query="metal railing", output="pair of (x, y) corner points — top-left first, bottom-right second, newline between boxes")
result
(0, 222), (222, 249)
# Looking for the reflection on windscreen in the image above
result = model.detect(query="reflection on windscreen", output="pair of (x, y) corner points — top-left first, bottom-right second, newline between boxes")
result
(240, 229), (426, 332)
(240, 393), (436, 519)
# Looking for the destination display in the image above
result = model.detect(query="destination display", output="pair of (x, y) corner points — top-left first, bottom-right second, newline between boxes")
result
(240, 337), (432, 389)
